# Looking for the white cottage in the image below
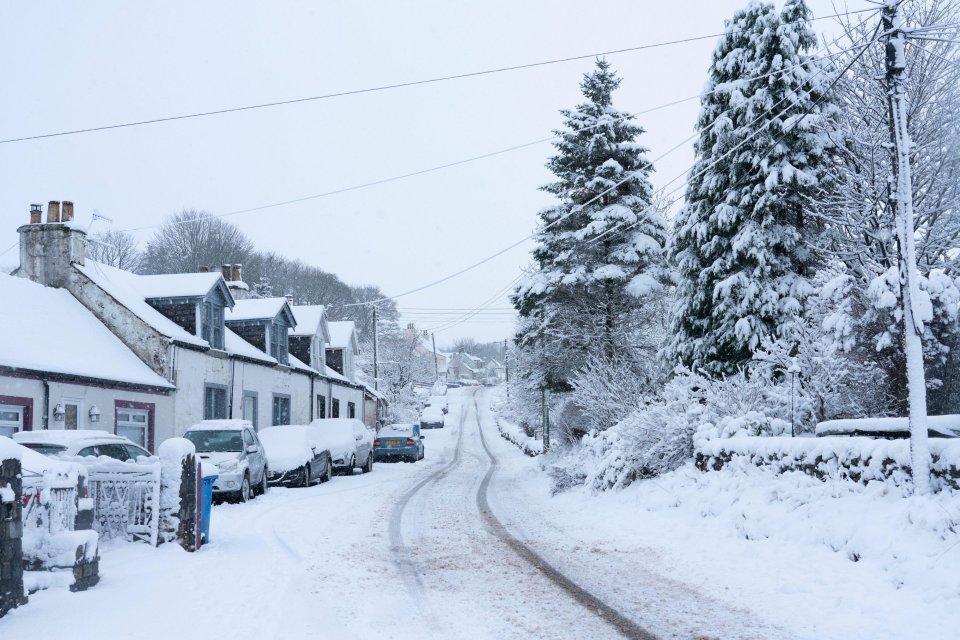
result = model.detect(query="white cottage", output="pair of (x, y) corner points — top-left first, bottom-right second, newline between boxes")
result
(5, 201), (384, 448)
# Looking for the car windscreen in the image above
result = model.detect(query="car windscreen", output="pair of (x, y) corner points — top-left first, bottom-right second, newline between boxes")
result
(19, 443), (68, 456)
(184, 430), (243, 452)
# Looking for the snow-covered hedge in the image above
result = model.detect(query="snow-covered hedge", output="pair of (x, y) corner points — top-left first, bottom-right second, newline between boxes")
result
(696, 435), (960, 491)
(496, 416), (543, 457)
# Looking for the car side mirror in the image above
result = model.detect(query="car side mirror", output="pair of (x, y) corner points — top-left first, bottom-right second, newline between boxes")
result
(420, 434), (426, 439)
(246, 445), (257, 454)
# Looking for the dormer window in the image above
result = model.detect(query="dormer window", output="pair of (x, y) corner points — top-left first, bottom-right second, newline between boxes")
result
(270, 322), (289, 365)
(201, 300), (225, 350)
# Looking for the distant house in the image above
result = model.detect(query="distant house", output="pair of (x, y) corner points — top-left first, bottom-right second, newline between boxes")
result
(484, 359), (505, 381)
(447, 352), (484, 384)
(3, 200), (385, 448)
(401, 323), (447, 384)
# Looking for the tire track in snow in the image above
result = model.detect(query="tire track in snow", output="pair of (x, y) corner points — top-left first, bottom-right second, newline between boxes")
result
(388, 398), (467, 601)
(472, 390), (660, 640)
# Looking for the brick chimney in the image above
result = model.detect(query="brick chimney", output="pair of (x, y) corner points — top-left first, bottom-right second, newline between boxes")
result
(226, 262), (250, 300)
(17, 200), (87, 288)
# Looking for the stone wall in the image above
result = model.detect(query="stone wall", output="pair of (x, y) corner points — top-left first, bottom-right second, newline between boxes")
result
(0, 457), (27, 618)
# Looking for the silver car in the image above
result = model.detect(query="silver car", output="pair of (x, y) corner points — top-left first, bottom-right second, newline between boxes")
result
(183, 420), (268, 503)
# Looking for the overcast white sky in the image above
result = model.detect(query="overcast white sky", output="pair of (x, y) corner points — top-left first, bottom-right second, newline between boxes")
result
(0, 0), (871, 346)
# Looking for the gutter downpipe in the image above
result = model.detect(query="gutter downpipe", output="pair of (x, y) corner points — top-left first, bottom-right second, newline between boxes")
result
(42, 378), (50, 430)
(310, 374), (315, 422)
(228, 358), (237, 418)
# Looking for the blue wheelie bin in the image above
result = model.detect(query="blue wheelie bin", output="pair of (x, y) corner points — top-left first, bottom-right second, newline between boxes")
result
(199, 473), (218, 545)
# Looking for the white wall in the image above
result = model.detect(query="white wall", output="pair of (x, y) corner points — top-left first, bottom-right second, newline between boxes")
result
(0, 374), (173, 451)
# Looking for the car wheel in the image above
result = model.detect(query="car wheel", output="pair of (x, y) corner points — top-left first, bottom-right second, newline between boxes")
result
(260, 469), (269, 496)
(323, 457), (333, 483)
(302, 464), (311, 488)
(238, 475), (251, 503)
(345, 455), (356, 476)
(362, 453), (373, 474)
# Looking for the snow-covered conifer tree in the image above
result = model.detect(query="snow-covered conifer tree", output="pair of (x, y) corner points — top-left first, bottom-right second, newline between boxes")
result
(513, 60), (667, 390)
(668, 0), (834, 376)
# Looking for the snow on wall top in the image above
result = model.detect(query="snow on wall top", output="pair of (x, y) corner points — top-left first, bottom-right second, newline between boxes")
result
(327, 321), (358, 351)
(0, 272), (174, 388)
(290, 304), (327, 337)
(226, 297), (288, 322)
(0, 435), (22, 461)
(75, 261), (208, 348)
(816, 415), (960, 438)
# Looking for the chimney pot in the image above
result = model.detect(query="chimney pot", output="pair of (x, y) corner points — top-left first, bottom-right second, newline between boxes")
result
(61, 201), (74, 222)
(29, 204), (42, 224)
(285, 293), (294, 304)
(232, 264), (242, 282)
(47, 201), (61, 223)
(221, 264), (232, 281)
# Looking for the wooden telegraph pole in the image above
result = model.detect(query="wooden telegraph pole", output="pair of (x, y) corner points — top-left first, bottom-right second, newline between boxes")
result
(883, 0), (930, 493)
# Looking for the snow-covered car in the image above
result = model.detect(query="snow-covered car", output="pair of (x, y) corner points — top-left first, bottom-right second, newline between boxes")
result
(373, 424), (424, 463)
(309, 418), (374, 475)
(425, 395), (449, 414)
(420, 405), (445, 429)
(2, 435), (86, 497)
(183, 420), (268, 502)
(258, 425), (333, 487)
(13, 429), (152, 462)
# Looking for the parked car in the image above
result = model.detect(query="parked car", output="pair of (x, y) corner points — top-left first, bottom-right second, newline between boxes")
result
(310, 418), (374, 475)
(257, 425), (332, 487)
(13, 429), (151, 462)
(420, 405), (445, 429)
(425, 395), (449, 414)
(183, 420), (268, 502)
(373, 424), (424, 463)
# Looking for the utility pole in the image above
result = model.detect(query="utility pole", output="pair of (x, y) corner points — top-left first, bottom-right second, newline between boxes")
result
(431, 332), (439, 381)
(884, 0), (930, 493)
(541, 387), (550, 453)
(372, 306), (380, 392)
(503, 338), (510, 399)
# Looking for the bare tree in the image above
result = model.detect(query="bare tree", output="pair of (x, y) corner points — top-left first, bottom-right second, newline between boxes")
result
(87, 230), (143, 272)
(141, 209), (255, 275)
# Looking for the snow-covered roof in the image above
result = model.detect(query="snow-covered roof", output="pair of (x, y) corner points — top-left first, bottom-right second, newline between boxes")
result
(137, 271), (225, 300)
(75, 261), (208, 348)
(328, 321), (359, 353)
(289, 353), (320, 375)
(225, 297), (291, 323)
(0, 273), (173, 388)
(290, 304), (329, 341)
(324, 364), (351, 383)
(224, 328), (276, 365)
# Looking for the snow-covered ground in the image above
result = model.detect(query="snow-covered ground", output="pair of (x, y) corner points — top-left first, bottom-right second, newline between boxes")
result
(3, 387), (955, 639)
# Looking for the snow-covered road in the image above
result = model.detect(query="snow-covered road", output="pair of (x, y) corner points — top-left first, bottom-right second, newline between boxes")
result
(1, 388), (837, 639)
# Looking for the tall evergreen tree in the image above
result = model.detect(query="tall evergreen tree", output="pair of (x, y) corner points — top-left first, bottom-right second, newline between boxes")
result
(513, 59), (667, 389)
(668, 0), (833, 376)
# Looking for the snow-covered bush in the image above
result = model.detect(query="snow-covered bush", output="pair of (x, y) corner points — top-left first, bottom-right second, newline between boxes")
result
(567, 351), (659, 436)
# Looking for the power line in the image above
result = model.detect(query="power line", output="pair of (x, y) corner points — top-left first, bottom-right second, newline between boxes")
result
(350, 19), (883, 308)
(0, 8), (875, 146)
(115, 45), (858, 235)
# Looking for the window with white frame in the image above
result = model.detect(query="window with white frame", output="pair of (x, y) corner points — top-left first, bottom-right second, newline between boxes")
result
(0, 405), (23, 438)
(117, 408), (149, 448)
(200, 300), (225, 350)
